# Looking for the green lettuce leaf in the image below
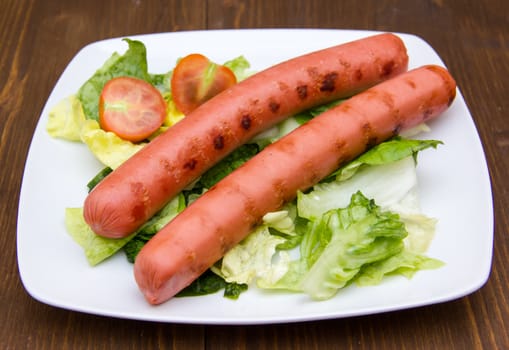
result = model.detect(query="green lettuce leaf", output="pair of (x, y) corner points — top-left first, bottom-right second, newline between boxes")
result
(66, 193), (185, 265)
(149, 71), (172, 94)
(65, 208), (135, 266)
(86, 167), (113, 192)
(123, 193), (186, 263)
(223, 55), (252, 81)
(331, 137), (442, 182)
(175, 269), (248, 299)
(354, 250), (444, 286)
(299, 192), (407, 300)
(252, 100), (345, 149)
(77, 39), (150, 121)
(258, 192), (408, 300)
(197, 143), (259, 189)
(175, 269), (228, 297)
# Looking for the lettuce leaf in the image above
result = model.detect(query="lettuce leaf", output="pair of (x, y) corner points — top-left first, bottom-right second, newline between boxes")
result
(252, 100), (345, 149)
(299, 192), (408, 299)
(77, 39), (151, 121)
(330, 137), (442, 182)
(254, 138), (444, 299)
(399, 213), (438, 253)
(86, 167), (113, 192)
(212, 209), (297, 285)
(47, 39), (173, 166)
(79, 119), (146, 169)
(298, 138), (442, 221)
(354, 250), (444, 286)
(163, 92), (185, 126)
(214, 225), (287, 285)
(223, 55), (252, 81)
(197, 143), (259, 189)
(66, 193), (185, 265)
(46, 95), (87, 141)
(123, 193), (186, 263)
(175, 269), (248, 299)
(65, 208), (136, 266)
(298, 156), (420, 221)
(258, 192), (408, 300)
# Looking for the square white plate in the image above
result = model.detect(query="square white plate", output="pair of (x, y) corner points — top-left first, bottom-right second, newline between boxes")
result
(17, 29), (493, 325)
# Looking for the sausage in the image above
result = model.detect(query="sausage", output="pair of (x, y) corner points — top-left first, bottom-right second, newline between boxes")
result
(83, 33), (409, 238)
(133, 65), (457, 305)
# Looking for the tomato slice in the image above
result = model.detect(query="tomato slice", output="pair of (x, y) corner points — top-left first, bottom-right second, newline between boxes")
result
(99, 76), (167, 142)
(171, 54), (237, 115)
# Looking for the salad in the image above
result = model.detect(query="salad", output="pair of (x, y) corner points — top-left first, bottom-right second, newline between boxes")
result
(47, 38), (444, 301)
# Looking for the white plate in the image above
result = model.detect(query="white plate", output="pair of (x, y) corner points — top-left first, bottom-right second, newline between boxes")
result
(17, 29), (493, 325)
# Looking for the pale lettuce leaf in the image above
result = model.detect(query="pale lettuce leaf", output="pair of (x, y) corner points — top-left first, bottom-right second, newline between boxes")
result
(215, 226), (288, 285)
(46, 95), (86, 141)
(213, 209), (297, 285)
(79, 119), (146, 169)
(399, 213), (438, 253)
(354, 250), (444, 286)
(298, 156), (420, 221)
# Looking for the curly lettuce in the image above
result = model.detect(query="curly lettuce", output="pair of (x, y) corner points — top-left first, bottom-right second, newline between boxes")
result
(220, 138), (443, 300)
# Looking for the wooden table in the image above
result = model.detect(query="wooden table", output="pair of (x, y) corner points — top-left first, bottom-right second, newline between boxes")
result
(2, 0), (507, 348)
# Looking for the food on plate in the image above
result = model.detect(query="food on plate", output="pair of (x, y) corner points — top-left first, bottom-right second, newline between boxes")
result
(83, 33), (410, 238)
(133, 65), (457, 305)
(171, 53), (238, 114)
(99, 76), (167, 142)
(46, 33), (454, 304)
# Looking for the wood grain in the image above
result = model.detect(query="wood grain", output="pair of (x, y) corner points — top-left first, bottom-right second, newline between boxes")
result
(1, 0), (507, 349)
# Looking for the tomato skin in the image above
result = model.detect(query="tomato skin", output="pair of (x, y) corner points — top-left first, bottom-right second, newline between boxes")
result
(99, 77), (167, 142)
(171, 54), (237, 115)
